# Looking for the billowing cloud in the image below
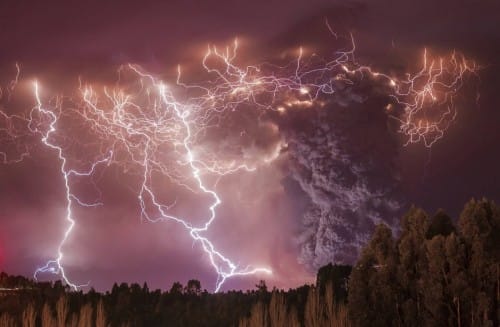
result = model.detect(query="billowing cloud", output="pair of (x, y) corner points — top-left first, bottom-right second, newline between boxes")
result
(270, 80), (402, 269)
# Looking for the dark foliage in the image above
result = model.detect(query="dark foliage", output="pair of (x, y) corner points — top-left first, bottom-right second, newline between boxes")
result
(349, 198), (500, 327)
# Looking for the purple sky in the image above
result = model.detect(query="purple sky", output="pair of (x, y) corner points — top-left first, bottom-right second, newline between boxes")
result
(0, 0), (499, 292)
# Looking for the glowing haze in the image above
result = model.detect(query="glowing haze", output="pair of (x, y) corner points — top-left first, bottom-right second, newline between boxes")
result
(0, 0), (499, 292)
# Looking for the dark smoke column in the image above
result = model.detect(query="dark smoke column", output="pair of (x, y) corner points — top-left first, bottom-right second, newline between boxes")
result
(281, 87), (403, 269)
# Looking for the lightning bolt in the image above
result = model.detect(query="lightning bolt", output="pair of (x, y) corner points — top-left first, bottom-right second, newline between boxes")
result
(30, 82), (112, 290)
(0, 30), (477, 292)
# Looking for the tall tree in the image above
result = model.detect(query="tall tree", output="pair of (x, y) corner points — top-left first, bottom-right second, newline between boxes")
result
(397, 206), (429, 326)
(269, 291), (288, 327)
(240, 301), (269, 327)
(22, 302), (37, 327)
(77, 303), (93, 327)
(324, 281), (349, 327)
(304, 286), (322, 327)
(458, 198), (500, 326)
(41, 303), (56, 327)
(422, 235), (454, 326)
(56, 295), (69, 327)
(444, 232), (469, 327)
(349, 223), (398, 326)
(96, 299), (107, 327)
(0, 313), (15, 327)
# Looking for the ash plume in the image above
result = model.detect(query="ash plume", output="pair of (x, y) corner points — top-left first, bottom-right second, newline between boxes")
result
(279, 85), (403, 269)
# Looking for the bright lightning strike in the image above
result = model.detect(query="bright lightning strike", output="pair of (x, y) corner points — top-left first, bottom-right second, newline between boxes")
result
(30, 82), (112, 290)
(0, 31), (477, 292)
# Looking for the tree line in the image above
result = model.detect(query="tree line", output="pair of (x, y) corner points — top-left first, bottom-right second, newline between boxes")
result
(0, 198), (498, 326)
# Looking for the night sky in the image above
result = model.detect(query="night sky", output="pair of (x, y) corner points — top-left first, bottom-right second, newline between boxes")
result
(0, 0), (499, 292)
